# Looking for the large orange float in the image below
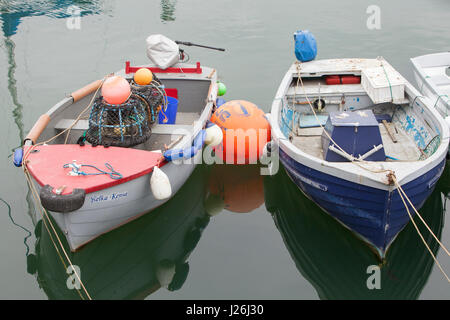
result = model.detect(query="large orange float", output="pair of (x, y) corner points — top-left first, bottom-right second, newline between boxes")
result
(210, 100), (271, 164)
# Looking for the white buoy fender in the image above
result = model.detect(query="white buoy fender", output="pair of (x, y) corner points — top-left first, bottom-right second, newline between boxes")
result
(204, 124), (223, 147)
(150, 166), (172, 200)
(445, 116), (450, 130)
(156, 259), (176, 288)
(204, 194), (225, 217)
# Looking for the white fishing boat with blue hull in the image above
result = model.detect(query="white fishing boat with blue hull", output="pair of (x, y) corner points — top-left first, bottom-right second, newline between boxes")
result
(270, 58), (449, 257)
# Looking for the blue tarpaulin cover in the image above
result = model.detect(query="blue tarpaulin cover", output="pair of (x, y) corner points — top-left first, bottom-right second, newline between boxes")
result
(294, 30), (317, 62)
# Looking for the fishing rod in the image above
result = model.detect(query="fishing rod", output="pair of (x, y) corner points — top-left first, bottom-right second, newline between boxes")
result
(175, 41), (225, 52)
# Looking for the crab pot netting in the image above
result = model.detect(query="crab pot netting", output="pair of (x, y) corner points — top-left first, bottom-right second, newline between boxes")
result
(86, 94), (153, 147)
(129, 76), (164, 125)
(86, 76), (165, 147)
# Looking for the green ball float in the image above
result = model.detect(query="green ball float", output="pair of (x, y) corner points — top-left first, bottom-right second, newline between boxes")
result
(217, 82), (227, 96)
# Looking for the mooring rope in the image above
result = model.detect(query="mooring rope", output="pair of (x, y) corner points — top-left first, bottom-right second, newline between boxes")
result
(391, 174), (450, 282)
(0, 197), (32, 256)
(63, 77), (107, 145)
(380, 61), (394, 103)
(393, 175), (450, 257)
(22, 164), (92, 299)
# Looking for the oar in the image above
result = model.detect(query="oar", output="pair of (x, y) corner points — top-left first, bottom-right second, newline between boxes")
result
(175, 41), (225, 52)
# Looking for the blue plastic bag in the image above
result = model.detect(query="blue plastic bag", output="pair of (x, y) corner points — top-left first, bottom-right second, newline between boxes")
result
(294, 30), (317, 62)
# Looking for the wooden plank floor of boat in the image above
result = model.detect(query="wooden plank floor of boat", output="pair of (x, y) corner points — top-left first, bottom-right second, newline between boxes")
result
(292, 124), (421, 161)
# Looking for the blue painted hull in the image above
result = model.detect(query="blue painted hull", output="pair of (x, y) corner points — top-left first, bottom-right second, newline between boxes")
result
(279, 148), (446, 254)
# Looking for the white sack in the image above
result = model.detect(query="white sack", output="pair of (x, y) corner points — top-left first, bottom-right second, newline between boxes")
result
(146, 34), (180, 69)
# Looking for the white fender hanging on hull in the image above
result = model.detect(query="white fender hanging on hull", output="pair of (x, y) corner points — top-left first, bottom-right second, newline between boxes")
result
(150, 166), (172, 200)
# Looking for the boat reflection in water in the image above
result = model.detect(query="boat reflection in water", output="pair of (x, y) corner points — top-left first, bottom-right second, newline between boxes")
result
(265, 164), (446, 299)
(29, 165), (211, 300)
(205, 164), (264, 215)
(160, 0), (177, 22)
(0, 0), (111, 38)
(439, 161), (450, 198)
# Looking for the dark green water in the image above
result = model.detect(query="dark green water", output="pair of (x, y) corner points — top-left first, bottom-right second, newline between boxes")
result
(0, 0), (449, 299)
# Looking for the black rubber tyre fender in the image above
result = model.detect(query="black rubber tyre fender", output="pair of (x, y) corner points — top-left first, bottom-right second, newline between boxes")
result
(39, 185), (86, 213)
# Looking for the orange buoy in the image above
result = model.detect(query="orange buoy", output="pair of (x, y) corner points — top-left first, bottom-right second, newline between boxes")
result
(101, 76), (131, 105)
(210, 100), (271, 164)
(207, 165), (264, 214)
(134, 68), (153, 85)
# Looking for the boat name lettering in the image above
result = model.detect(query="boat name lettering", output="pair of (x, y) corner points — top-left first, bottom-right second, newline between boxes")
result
(90, 192), (128, 204)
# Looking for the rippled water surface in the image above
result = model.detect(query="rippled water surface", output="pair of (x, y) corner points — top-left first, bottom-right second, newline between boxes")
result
(0, 0), (449, 299)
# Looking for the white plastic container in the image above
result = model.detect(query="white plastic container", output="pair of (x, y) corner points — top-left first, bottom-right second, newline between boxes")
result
(146, 34), (180, 69)
(361, 65), (406, 104)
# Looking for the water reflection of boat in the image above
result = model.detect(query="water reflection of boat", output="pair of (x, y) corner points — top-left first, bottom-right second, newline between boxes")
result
(264, 165), (445, 299)
(160, 0), (177, 22)
(0, 0), (109, 37)
(206, 164), (264, 215)
(438, 161), (450, 198)
(29, 165), (211, 300)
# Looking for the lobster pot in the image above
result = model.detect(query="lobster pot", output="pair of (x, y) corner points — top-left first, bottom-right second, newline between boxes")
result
(85, 95), (152, 147)
(130, 77), (164, 125)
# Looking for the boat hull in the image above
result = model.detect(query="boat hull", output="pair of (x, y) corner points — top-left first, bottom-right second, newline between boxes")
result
(279, 147), (445, 255)
(37, 154), (199, 251)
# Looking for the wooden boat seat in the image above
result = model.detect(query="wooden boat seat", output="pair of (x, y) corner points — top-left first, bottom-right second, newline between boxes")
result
(55, 118), (193, 135)
(430, 75), (449, 86)
(423, 65), (449, 77)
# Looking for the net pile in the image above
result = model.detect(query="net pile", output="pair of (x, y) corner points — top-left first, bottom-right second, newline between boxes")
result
(85, 75), (165, 147)
(129, 74), (164, 125)
(85, 94), (152, 147)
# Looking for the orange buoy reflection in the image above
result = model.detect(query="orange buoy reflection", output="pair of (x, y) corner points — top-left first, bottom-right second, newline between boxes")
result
(206, 164), (264, 215)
